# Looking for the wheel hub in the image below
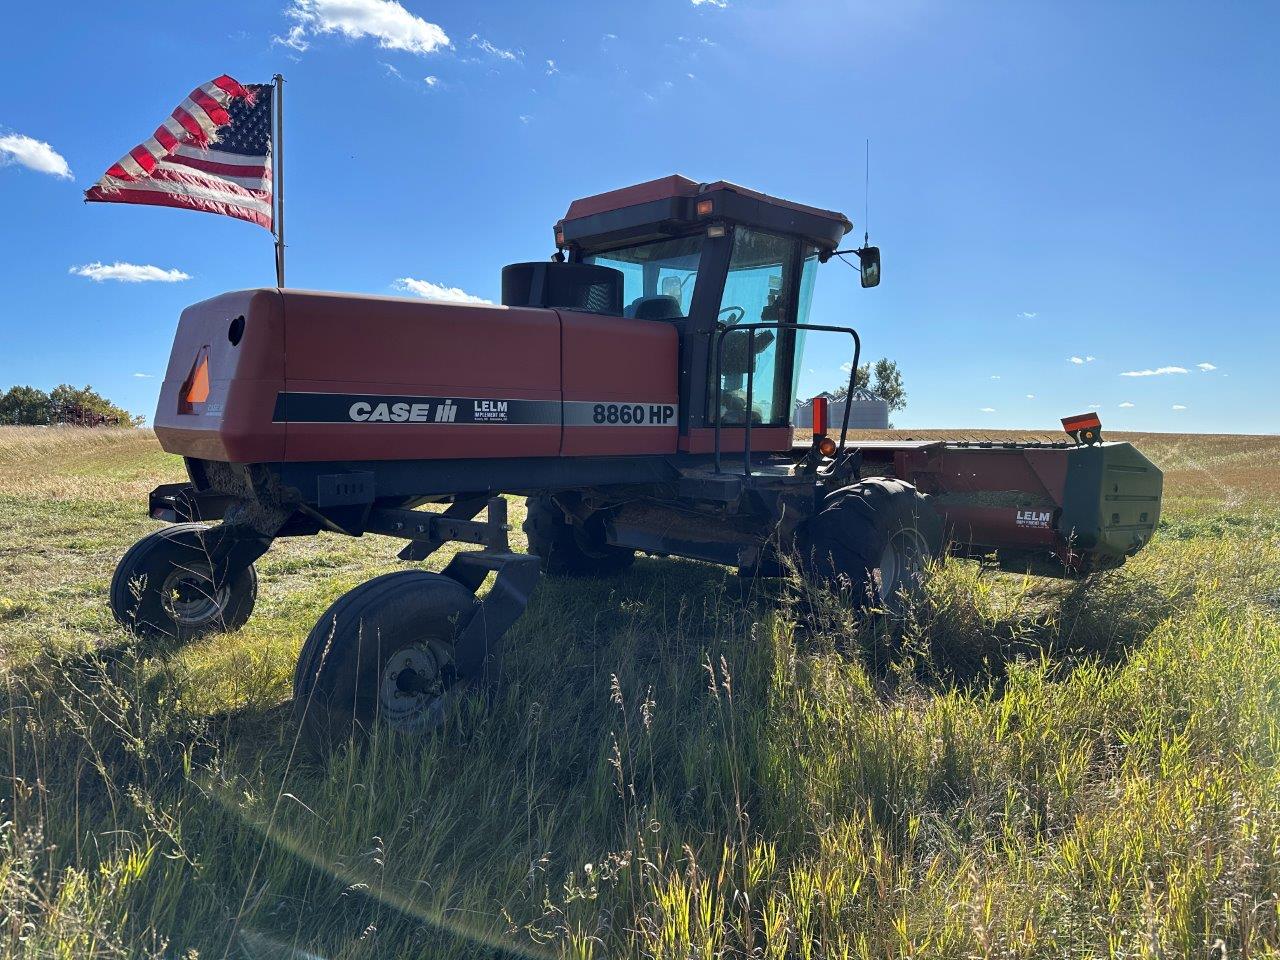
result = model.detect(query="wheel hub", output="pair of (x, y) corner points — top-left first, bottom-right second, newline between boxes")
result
(878, 528), (931, 606)
(379, 642), (448, 731)
(160, 566), (228, 627)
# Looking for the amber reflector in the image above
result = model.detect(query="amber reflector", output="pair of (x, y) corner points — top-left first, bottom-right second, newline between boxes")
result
(818, 437), (837, 457)
(178, 347), (210, 413)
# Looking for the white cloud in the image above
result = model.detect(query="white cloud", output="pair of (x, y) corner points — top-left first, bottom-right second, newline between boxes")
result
(1118, 401), (1135, 408)
(423, 75), (439, 87)
(0, 133), (73, 179)
(1026, 394), (1035, 400)
(1017, 311), (1038, 319)
(839, 361), (853, 373)
(132, 372), (154, 379)
(980, 407), (996, 413)
(392, 277), (490, 304)
(1120, 366), (1188, 377)
(1196, 362), (1217, 371)
(1068, 356), (1096, 365)
(379, 61), (403, 79)
(281, 0), (450, 57)
(518, 114), (533, 124)
(692, 0), (728, 6)
(273, 23), (310, 51)
(71, 262), (191, 283)
(469, 33), (520, 61)
(990, 374), (1001, 380)
(545, 59), (559, 75)
(1172, 404), (1187, 411)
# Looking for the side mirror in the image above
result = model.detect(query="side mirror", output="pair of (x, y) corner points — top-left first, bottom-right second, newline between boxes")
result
(858, 246), (881, 288)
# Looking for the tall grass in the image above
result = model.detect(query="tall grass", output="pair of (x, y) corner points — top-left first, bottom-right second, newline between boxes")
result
(1, 429), (1279, 957)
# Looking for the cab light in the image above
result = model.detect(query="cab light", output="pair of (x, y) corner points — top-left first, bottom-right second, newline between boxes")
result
(707, 225), (726, 238)
(696, 199), (714, 216)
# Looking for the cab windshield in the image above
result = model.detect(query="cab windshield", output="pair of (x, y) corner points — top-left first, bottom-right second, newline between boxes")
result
(584, 235), (703, 320)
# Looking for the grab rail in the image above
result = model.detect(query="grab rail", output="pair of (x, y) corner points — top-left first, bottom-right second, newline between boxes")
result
(712, 322), (862, 475)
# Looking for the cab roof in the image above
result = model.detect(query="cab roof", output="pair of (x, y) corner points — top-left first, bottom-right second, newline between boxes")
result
(556, 174), (853, 253)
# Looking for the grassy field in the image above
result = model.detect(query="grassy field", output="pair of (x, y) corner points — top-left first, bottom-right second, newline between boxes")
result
(2, 426), (1278, 958)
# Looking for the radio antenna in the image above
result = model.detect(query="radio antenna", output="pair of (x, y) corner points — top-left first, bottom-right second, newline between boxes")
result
(862, 138), (871, 248)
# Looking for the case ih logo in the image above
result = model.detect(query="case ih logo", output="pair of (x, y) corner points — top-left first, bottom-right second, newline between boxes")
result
(1015, 509), (1053, 529)
(348, 401), (446, 423)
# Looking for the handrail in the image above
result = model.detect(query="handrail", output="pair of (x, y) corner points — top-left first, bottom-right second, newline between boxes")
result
(712, 322), (862, 475)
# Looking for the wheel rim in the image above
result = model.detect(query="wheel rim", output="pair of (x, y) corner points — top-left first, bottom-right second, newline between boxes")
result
(378, 641), (451, 733)
(160, 565), (228, 627)
(877, 527), (931, 606)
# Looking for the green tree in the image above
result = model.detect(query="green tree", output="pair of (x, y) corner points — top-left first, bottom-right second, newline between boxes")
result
(830, 358), (907, 412)
(0, 384), (140, 427)
(0, 385), (51, 425)
(49, 384), (142, 426)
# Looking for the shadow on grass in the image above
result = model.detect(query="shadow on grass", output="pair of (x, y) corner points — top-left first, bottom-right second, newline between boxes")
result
(886, 567), (1171, 693)
(0, 552), (1183, 957)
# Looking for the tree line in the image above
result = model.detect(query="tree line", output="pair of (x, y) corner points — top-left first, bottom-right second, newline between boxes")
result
(0, 384), (143, 427)
(830, 358), (907, 412)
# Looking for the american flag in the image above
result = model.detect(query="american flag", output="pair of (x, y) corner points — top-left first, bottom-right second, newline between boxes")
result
(85, 76), (274, 231)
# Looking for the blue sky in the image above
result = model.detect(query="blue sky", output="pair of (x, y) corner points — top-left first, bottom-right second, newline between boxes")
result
(1, 1), (1275, 433)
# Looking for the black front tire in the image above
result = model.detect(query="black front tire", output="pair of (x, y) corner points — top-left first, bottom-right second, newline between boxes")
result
(293, 571), (477, 749)
(523, 496), (635, 577)
(109, 524), (257, 641)
(806, 478), (944, 614)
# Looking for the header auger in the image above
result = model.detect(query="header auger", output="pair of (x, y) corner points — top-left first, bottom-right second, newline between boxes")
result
(112, 174), (1163, 747)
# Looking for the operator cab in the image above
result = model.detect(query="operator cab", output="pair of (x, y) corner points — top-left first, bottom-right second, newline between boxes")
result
(504, 175), (858, 452)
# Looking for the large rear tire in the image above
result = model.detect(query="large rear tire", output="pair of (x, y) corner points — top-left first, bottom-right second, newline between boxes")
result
(806, 478), (944, 614)
(110, 524), (257, 642)
(523, 495), (635, 577)
(293, 571), (477, 749)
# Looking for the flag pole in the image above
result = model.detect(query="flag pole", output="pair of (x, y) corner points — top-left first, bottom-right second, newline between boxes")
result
(273, 74), (285, 288)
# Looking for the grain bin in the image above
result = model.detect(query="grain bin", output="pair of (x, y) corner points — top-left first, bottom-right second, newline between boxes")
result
(796, 388), (890, 429)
